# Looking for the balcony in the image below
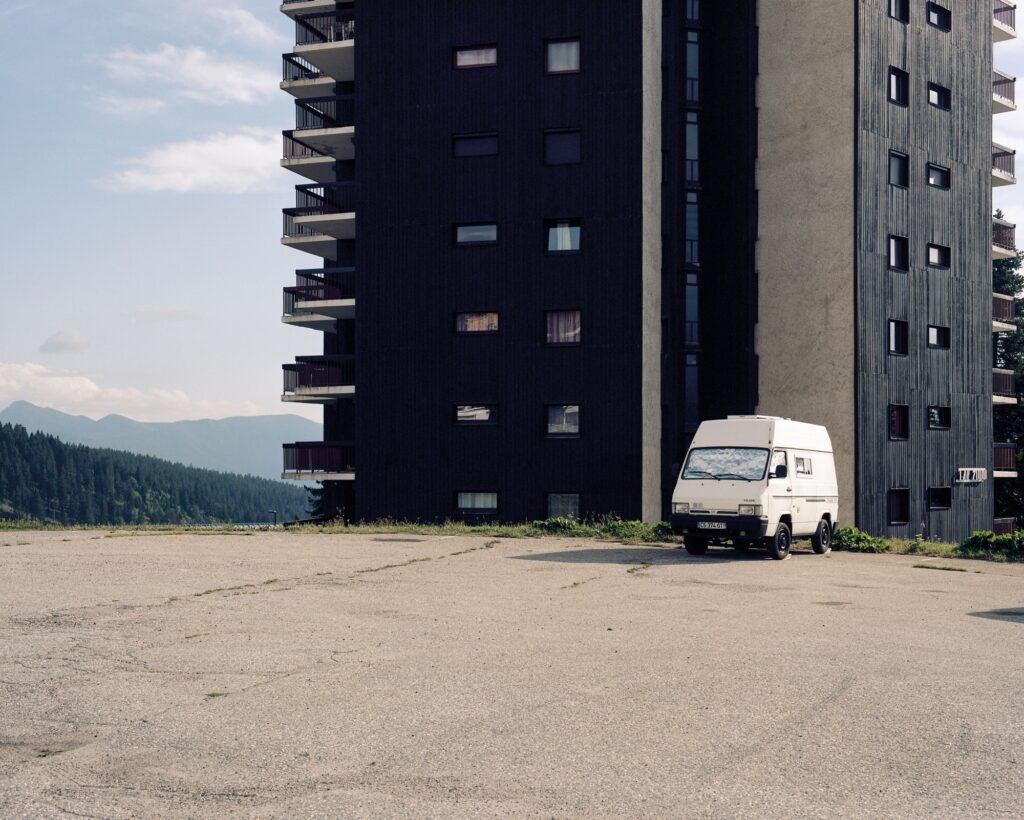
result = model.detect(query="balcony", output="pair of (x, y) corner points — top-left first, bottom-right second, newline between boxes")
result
(293, 12), (355, 82)
(994, 443), (1018, 478)
(994, 69), (1017, 114)
(994, 292), (1017, 332)
(994, 0), (1017, 41)
(994, 368), (1019, 405)
(283, 268), (355, 332)
(281, 53), (333, 99)
(282, 354), (355, 403)
(290, 95), (355, 159)
(282, 182), (356, 256)
(281, 132), (337, 183)
(281, 0), (341, 20)
(993, 217), (1017, 261)
(993, 143), (1016, 186)
(282, 441), (355, 482)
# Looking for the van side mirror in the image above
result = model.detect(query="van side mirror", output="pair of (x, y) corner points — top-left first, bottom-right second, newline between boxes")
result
(773, 465), (788, 480)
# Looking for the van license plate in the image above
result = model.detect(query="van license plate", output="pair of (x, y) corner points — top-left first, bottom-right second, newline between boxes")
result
(697, 522), (726, 530)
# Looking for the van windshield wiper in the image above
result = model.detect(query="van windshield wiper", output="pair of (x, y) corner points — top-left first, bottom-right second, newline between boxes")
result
(686, 470), (718, 480)
(714, 473), (753, 481)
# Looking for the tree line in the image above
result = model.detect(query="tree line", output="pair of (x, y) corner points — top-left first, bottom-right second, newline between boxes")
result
(0, 423), (308, 525)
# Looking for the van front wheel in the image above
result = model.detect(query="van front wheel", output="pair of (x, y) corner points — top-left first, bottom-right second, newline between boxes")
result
(811, 519), (832, 554)
(684, 536), (709, 555)
(766, 523), (791, 560)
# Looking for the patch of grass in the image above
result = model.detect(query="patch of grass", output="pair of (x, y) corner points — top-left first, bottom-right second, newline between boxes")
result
(205, 692), (228, 699)
(561, 576), (600, 590)
(356, 556), (433, 574)
(913, 563), (967, 573)
(626, 562), (653, 574)
(194, 583), (255, 597)
(833, 527), (1021, 563)
(262, 578), (278, 585)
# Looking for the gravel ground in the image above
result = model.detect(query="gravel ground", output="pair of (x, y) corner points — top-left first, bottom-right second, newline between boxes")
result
(0, 530), (1022, 818)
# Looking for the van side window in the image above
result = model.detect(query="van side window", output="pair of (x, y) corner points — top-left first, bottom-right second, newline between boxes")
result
(794, 457), (813, 476)
(770, 450), (787, 475)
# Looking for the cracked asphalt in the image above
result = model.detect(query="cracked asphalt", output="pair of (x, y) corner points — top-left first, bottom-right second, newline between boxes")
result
(0, 530), (1022, 818)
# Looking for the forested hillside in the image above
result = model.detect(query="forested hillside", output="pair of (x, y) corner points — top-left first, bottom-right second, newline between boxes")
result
(0, 423), (307, 525)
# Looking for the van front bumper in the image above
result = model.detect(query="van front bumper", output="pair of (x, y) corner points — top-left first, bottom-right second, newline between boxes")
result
(671, 514), (769, 540)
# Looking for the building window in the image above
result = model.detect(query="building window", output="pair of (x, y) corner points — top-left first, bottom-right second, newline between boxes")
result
(455, 312), (498, 333)
(889, 151), (909, 187)
(889, 0), (909, 23)
(547, 493), (580, 519)
(455, 405), (497, 425)
(685, 274), (699, 346)
(457, 492), (497, 511)
(889, 235), (909, 270)
(546, 404), (580, 437)
(928, 486), (952, 509)
(927, 325), (951, 349)
(685, 112), (699, 183)
(927, 243), (951, 268)
(794, 457), (814, 476)
(926, 163), (950, 189)
(928, 83), (951, 110)
(545, 39), (580, 74)
(685, 353), (699, 432)
(544, 129), (581, 165)
(455, 223), (497, 245)
(889, 404), (910, 440)
(546, 219), (581, 253)
(928, 405), (951, 429)
(927, 3), (951, 31)
(686, 31), (700, 102)
(453, 133), (498, 157)
(454, 45), (497, 68)
(888, 489), (910, 525)
(686, 0), (700, 23)
(685, 192), (700, 265)
(889, 67), (909, 106)
(888, 320), (909, 355)
(546, 310), (581, 344)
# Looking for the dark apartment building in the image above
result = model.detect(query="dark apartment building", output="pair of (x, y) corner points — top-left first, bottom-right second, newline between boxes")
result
(277, 0), (1020, 542)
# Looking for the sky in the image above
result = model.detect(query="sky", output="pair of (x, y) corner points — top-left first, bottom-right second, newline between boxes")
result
(0, 5), (1023, 423)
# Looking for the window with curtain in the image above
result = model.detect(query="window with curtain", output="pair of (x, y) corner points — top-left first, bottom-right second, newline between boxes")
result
(454, 46), (497, 68)
(456, 312), (499, 333)
(455, 223), (497, 244)
(455, 405), (497, 424)
(546, 219), (581, 252)
(457, 492), (497, 510)
(545, 39), (579, 73)
(546, 310), (581, 344)
(546, 404), (580, 436)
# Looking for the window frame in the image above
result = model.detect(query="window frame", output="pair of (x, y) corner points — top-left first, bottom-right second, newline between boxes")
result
(889, 150), (909, 188)
(927, 325), (951, 349)
(545, 403), (581, 438)
(926, 162), (950, 190)
(928, 82), (951, 111)
(544, 37), (580, 75)
(888, 319), (909, 356)
(544, 218), (582, 254)
(888, 404), (910, 440)
(453, 44), (498, 69)
(927, 405), (952, 430)
(547, 492), (580, 520)
(888, 234), (909, 271)
(454, 404), (498, 426)
(927, 243), (951, 269)
(888, 488), (910, 526)
(454, 311), (499, 334)
(454, 222), (498, 246)
(543, 128), (582, 166)
(545, 309), (582, 346)
(889, 0), (909, 23)
(926, 3), (952, 31)
(928, 486), (952, 510)
(456, 491), (498, 512)
(889, 66), (910, 106)
(452, 132), (499, 158)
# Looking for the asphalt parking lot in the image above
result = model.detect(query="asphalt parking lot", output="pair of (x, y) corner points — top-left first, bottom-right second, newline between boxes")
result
(0, 530), (1022, 818)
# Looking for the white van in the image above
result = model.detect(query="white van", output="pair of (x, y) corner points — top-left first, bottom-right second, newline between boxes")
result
(670, 416), (838, 560)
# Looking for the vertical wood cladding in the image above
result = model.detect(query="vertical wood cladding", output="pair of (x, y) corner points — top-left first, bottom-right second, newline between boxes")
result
(856, 0), (994, 540)
(356, 1), (648, 522)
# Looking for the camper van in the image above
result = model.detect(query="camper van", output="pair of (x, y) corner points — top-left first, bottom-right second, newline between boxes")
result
(671, 416), (838, 560)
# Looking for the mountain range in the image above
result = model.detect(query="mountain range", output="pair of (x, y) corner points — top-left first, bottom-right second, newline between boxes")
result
(0, 402), (322, 483)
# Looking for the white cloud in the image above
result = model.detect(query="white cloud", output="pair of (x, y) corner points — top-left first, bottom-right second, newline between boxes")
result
(104, 44), (277, 105)
(0, 363), (268, 422)
(39, 330), (89, 355)
(97, 95), (169, 118)
(100, 128), (280, 193)
(206, 7), (288, 47)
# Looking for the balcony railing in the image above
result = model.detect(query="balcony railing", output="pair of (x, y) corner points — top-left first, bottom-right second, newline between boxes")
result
(994, 517), (1017, 534)
(283, 131), (325, 160)
(995, 0), (1017, 31)
(283, 355), (356, 393)
(994, 293), (1016, 322)
(994, 442), (1018, 471)
(993, 143), (1016, 178)
(283, 53), (322, 82)
(283, 268), (356, 314)
(294, 182), (356, 214)
(283, 442), (355, 474)
(295, 95), (355, 131)
(296, 12), (355, 46)
(994, 70), (1017, 105)
(994, 368), (1017, 398)
(994, 218), (1017, 251)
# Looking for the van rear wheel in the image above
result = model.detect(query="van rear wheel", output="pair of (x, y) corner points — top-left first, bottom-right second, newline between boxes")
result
(766, 524), (791, 560)
(684, 536), (709, 555)
(811, 519), (832, 554)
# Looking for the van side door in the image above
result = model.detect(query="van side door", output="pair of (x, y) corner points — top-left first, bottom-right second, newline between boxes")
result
(768, 449), (792, 526)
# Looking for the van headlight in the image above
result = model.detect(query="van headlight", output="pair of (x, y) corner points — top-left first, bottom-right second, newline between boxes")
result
(672, 502), (690, 514)
(738, 504), (762, 516)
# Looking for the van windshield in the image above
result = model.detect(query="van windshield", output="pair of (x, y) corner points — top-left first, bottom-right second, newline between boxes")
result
(681, 447), (770, 481)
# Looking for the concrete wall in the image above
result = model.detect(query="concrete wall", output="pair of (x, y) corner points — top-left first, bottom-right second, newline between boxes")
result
(756, 0), (858, 523)
(641, 0), (662, 522)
